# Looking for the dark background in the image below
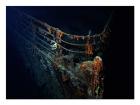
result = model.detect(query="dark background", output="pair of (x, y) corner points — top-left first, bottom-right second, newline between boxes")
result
(6, 6), (134, 99)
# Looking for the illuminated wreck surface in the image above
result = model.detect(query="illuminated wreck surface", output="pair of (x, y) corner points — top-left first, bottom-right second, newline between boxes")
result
(6, 7), (112, 99)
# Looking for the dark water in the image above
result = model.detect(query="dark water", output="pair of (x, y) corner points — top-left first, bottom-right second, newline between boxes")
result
(6, 6), (134, 99)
